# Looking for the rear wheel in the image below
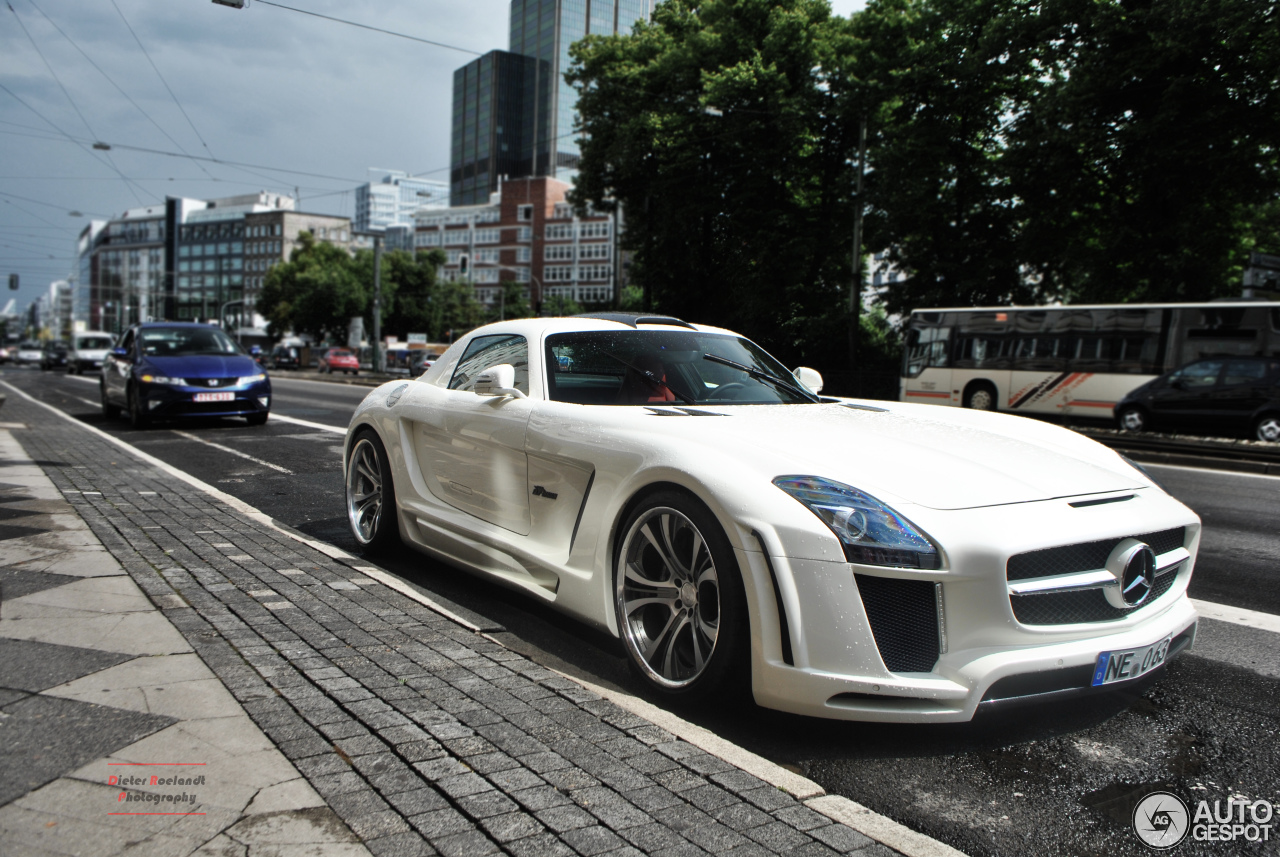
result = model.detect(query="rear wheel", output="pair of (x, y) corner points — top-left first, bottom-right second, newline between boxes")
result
(346, 430), (399, 552)
(614, 491), (747, 703)
(1118, 405), (1147, 433)
(1255, 414), (1280, 444)
(963, 382), (996, 411)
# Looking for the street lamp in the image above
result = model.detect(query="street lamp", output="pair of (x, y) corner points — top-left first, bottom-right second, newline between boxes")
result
(352, 230), (385, 373)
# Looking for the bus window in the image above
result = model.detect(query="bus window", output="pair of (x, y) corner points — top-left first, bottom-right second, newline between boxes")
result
(1014, 335), (1070, 372)
(903, 326), (952, 378)
(954, 335), (1011, 369)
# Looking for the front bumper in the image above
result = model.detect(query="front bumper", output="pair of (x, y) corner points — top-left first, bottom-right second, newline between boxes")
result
(739, 487), (1200, 722)
(138, 381), (271, 419)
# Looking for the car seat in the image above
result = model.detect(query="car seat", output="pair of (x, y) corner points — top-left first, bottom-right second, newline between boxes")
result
(616, 352), (677, 404)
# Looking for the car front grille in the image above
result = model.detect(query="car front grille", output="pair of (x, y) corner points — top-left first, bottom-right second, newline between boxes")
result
(1011, 570), (1179, 625)
(854, 574), (940, 673)
(1006, 527), (1185, 581)
(1007, 527), (1186, 625)
(185, 378), (236, 388)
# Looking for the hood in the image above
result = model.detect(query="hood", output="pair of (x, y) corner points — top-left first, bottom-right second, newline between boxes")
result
(647, 402), (1144, 510)
(143, 354), (261, 379)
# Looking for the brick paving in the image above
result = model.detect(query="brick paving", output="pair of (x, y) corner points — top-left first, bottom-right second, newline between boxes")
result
(3, 392), (903, 857)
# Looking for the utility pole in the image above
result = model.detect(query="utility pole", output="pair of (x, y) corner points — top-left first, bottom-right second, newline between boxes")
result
(372, 233), (384, 373)
(849, 118), (867, 373)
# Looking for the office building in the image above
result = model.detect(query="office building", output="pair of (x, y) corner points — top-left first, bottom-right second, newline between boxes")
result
(416, 176), (619, 308)
(242, 210), (353, 335)
(449, 0), (655, 205)
(354, 172), (448, 233)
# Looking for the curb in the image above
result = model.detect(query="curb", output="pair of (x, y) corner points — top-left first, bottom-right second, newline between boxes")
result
(0, 378), (971, 857)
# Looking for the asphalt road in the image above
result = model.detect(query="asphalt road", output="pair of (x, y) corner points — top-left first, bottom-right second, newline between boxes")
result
(4, 365), (1279, 857)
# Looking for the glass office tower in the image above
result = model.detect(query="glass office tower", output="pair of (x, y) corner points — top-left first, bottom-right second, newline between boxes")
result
(449, 0), (654, 205)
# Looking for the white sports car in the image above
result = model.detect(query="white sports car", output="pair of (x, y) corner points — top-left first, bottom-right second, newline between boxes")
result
(344, 314), (1200, 722)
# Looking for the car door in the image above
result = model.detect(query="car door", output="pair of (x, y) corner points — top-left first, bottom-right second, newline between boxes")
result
(408, 333), (533, 535)
(104, 328), (135, 404)
(1148, 359), (1223, 429)
(1212, 358), (1270, 430)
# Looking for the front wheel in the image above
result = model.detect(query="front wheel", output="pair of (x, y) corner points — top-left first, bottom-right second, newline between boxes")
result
(128, 384), (150, 429)
(1255, 414), (1280, 444)
(1118, 406), (1147, 433)
(100, 381), (120, 420)
(614, 491), (747, 702)
(346, 430), (399, 552)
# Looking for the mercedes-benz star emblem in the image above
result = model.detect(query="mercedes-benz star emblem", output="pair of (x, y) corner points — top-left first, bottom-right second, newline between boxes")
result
(1105, 539), (1158, 610)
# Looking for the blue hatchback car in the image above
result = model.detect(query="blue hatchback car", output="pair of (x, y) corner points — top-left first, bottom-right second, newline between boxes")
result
(100, 323), (271, 428)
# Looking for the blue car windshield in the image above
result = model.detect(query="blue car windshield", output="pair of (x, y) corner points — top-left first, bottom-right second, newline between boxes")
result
(545, 330), (814, 406)
(140, 326), (243, 357)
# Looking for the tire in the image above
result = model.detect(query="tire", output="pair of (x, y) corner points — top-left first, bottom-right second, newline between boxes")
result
(100, 381), (120, 420)
(963, 382), (997, 411)
(246, 412), (268, 426)
(614, 490), (748, 704)
(128, 384), (150, 429)
(1255, 414), (1280, 444)
(346, 430), (399, 552)
(1117, 405), (1147, 433)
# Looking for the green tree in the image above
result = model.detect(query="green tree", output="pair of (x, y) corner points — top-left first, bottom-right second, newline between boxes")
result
(258, 232), (365, 342)
(1006, 0), (1280, 302)
(491, 281), (534, 321)
(542, 294), (583, 317)
(569, 0), (865, 368)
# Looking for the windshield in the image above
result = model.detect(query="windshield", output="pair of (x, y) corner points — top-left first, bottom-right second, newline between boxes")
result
(77, 336), (115, 350)
(545, 330), (812, 405)
(139, 326), (243, 357)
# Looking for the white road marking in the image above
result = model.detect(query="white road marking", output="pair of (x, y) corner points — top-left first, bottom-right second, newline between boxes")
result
(170, 430), (293, 474)
(1192, 599), (1280, 634)
(268, 413), (346, 434)
(74, 397), (99, 408)
(65, 375), (98, 384)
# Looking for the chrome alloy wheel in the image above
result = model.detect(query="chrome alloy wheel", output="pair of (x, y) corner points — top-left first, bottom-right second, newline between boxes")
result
(617, 507), (721, 688)
(1258, 415), (1280, 444)
(346, 436), (385, 544)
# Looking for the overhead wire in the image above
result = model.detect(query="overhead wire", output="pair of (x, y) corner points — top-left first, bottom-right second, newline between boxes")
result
(24, 0), (220, 184)
(254, 0), (483, 57)
(4, 2), (148, 203)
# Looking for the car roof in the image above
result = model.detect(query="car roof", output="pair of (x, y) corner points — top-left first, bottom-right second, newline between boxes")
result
(457, 315), (736, 341)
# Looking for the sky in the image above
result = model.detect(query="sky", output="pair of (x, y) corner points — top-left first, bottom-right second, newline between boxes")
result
(0, 0), (868, 318)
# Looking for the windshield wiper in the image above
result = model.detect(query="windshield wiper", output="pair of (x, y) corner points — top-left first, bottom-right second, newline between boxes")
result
(702, 354), (820, 402)
(602, 351), (696, 404)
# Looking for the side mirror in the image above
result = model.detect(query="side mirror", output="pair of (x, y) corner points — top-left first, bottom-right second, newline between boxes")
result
(111, 347), (128, 358)
(793, 366), (824, 394)
(474, 364), (526, 399)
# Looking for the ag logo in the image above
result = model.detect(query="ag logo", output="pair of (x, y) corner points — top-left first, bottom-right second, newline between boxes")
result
(1133, 791), (1189, 849)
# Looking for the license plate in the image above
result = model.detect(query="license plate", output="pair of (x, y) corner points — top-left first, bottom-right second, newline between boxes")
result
(194, 392), (234, 403)
(1091, 635), (1172, 686)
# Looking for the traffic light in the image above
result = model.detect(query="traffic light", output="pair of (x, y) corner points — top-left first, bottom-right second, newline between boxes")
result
(8, 273), (16, 291)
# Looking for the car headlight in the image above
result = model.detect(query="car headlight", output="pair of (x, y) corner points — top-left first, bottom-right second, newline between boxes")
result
(139, 374), (184, 385)
(773, 475), (941, 569)
(238, 373), (267, 385)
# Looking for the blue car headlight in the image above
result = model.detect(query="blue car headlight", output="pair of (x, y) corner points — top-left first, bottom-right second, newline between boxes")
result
(238, 373), (267, 385)
(139, 373), (184, 385)
(773, 475), (941, 569)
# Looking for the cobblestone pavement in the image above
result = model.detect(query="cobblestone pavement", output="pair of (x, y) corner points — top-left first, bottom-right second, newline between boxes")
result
(0, 388), (943, 857)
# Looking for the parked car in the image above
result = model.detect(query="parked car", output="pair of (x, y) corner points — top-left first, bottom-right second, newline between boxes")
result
(267, 345), (302, 371)
(1115, 355), (1280, 443)
(67, 331), (117, 374)
(39, 340), (69, 371)
(13, 341), (42, 366)
(318, 348), (359, 375)
(408, 350), (441, 375)
(100, 322), (270, 428)
(343, 313), (1200, 722)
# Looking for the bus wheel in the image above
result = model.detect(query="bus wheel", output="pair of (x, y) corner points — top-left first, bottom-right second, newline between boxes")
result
(963, 383), (996, 411)
(1118, 406), (1147, 433)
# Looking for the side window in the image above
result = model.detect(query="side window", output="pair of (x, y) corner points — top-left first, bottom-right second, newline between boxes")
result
(903, 326), (951, 378)
(119, 330), (135, 354)
(1222, 359), (1267, 386)
(1170, 360), (1223, 390)
(449, 334), (529, 395)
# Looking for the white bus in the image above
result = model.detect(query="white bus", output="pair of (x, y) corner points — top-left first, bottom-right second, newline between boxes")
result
(900, 302), (1280, 417)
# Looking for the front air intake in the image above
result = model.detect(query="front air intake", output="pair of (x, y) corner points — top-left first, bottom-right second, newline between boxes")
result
(854, 574), (941, 673)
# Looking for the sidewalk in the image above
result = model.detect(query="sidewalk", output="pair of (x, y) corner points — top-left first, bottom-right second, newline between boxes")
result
(0, 389), (958, 857)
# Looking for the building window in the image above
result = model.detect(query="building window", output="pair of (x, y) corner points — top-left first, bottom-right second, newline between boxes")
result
(579, 264), (611, 282)
(445, 228), (469, 246)
(545, 245), (573, 261)
(516, 246), (531, 263)
(517, 227), (532, 242)
(517, 205), (533, 222)
(579, 243), (610, 260)
(544, 265), (574, 282)
(475, 228), (500, 244)
(545, 223), (574, 241)
(580, 221), (611, 239)
(416, 231), (441, 247)
(475, 268), (499, 283)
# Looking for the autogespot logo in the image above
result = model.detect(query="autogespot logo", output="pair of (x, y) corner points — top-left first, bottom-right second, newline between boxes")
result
(1133, 792), (1190, 849)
